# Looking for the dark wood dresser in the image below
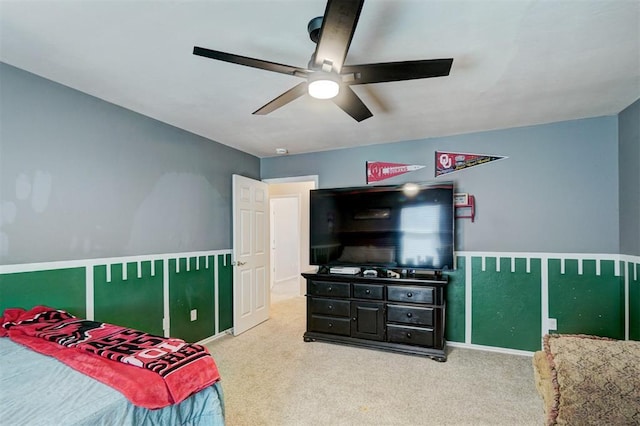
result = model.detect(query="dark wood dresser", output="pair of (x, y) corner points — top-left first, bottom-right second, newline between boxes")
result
(302, 271), (448, 361)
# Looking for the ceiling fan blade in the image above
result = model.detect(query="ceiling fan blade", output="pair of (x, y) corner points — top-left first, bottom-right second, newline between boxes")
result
(253, 82), (308, 115)
(193, 46), (310, 78)
(341, 58), (453, 85)
(332, 86), (372, 122)
(313, 0), (364, 73)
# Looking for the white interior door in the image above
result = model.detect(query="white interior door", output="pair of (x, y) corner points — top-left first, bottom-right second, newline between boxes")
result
(271, 196), (300, 287)
(232, 174), (270, 335)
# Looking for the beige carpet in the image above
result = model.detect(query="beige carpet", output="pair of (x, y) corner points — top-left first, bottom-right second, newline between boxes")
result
(206, 296), (544, 426)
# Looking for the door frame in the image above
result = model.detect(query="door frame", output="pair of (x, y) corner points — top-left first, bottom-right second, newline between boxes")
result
(263, 175), (318, 298)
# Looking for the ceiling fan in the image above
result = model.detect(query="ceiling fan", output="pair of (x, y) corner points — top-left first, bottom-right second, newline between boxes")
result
(193, 0), (453, 122)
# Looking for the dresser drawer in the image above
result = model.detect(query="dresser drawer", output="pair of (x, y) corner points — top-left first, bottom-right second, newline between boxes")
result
(308, 298), (351, 317)
(308, 280), (350, 298)
(387, 324), (434, 347)
(308, 315), (351, 336)
(353, 283), (384, 300)
(387, 305), (434, 326)
(387, 285), (434, 304)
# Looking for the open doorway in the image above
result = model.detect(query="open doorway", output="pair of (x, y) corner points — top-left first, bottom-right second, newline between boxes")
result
(265, 176), (317, 302)
(270, 196), (299, 302)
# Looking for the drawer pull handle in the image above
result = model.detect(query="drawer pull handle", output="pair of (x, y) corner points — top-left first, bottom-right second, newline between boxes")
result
(327, 287), (332, 292)
(365, 289), (371, 294)
(328, 323), (333, 328)
(407, 292), (413, 298)
(328, 305), (333, 310)
(406, 332), (412, 338)
(407, 312), (413, 318)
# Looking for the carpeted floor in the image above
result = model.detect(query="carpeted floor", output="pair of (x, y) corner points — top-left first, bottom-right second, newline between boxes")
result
(206, 296), (544, 426)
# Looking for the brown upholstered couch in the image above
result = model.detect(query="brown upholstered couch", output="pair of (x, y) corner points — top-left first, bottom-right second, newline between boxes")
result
(532, 334), (640, 425)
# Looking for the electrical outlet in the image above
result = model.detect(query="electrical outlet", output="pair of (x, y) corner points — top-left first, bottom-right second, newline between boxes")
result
(548, 318), (557, 330)
(190, 309), (197, 321)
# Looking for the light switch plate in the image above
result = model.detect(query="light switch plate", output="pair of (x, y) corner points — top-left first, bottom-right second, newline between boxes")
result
(190, 309), (197, 321)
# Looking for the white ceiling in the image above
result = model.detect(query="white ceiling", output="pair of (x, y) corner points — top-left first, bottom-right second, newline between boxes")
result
(1, 0), (638, 158)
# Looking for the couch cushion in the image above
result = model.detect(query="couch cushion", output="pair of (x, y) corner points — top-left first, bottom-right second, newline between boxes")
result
(532, 350), (555, 421)
(540, 334), (640, 425)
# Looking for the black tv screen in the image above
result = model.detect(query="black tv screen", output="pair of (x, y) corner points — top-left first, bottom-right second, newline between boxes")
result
(310, 182), (455, 271)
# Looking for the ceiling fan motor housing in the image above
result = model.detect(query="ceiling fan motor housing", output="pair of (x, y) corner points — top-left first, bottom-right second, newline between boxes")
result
(307, 17), (323, 43)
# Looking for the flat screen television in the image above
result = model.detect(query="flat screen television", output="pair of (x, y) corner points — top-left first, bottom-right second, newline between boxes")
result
(310, 181), (455, 271)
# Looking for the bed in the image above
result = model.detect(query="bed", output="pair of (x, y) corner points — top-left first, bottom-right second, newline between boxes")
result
(1, 306), (225, 426)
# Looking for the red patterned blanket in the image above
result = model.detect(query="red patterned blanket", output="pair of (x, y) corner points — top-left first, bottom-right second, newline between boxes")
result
(0, 306), (220, 409)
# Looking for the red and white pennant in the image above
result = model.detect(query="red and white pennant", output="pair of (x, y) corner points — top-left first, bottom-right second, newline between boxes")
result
(366, 161), (425, 184)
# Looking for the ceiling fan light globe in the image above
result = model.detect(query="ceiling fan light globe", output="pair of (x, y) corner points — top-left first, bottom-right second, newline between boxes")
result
(308, 79), (340, 99)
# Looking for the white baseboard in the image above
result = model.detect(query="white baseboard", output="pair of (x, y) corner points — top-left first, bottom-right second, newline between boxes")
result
(447, 341), (535, 357)
(197, 329), (233, 346)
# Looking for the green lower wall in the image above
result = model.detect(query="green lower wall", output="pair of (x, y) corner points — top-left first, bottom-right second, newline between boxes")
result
(1, 251), (637, 352)
(445, 254), (640, 351)
(218, 254), (233, 331)
(0, 251), (233, 343)
(629, 262), (640, 341)
(548, 259), (623, 339)
(94, 260), (164, 336)
(169, 256), (216, 343)
(0, 267), (87, 318)
(471, 257), (542, 351)
(444, 257), (466, 343)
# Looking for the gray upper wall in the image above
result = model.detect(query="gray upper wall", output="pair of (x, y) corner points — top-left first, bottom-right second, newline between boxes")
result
(618, 98), (640, 256)
(261, 116), (621, 254)
(0, 63), (260, 265)
(1, 62), (635, 264)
